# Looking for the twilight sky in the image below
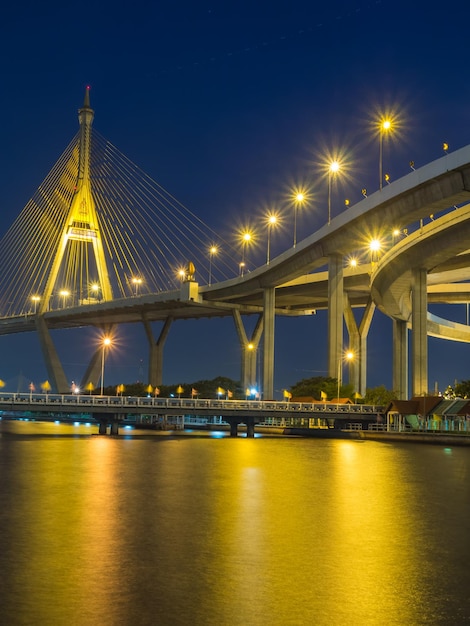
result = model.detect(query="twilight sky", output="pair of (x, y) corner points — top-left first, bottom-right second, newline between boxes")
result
(0, 0), (469, 396)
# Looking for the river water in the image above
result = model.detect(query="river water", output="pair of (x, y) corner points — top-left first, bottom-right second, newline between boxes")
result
(0, 419), (469, 626)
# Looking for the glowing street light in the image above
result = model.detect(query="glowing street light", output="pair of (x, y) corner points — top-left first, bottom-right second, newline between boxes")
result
(100, 336), (112, 396)
(379, 118), (392, 190)
(369, 238), (382, 269)
(328, 161), (340, 225)
(59, 289), (70, 309)
(31, 295), (40, 313)
(266, 214), (278, 264)
(337, 350), (354, 402)
(132, 276), (143, 296)
(91, 283), (100, 301)
(208, 245), (218, 285)
(293, 192), (305, 248)
(240, 231), (252, 276)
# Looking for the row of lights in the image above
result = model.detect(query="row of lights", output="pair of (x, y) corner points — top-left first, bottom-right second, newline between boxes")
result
(31, 118), (450, 297)
(30, 276), (144, 311)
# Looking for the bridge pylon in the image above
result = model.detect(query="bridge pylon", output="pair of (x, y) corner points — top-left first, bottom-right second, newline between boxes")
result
(38, 87), (112, 313)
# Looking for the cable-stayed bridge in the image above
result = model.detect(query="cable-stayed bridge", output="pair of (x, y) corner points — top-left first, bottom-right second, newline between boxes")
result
(2, 88), (470, 400)
(0, 88), (242, 317)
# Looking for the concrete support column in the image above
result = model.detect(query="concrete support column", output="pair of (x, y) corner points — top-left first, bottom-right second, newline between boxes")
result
(110, 419), (119, 435)
(358, 300), (376, 398)
(144, 316), (173, 387)
(95, 415), (108, 435)
(246, 418), (255, 438)
(233, 311), (263, 393)
(263, 287), (275, 400)
(328, 254), (344, 379)
(411, 268), (428, 397)
(35, 315), (69, 393)
(229, 420), (239, 437)
(393, 319), (408, 399)
(343, 295), (360, 393)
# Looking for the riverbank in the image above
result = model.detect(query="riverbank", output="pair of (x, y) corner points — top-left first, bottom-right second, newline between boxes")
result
(357, 430), (470, 446)
(185, 423), (470, 444)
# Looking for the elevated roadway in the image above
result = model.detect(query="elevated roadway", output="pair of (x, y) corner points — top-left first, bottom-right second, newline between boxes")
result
(2, 144), (470, 397)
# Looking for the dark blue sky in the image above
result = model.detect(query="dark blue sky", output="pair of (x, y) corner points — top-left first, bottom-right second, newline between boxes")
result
(1, 0), (469, 395)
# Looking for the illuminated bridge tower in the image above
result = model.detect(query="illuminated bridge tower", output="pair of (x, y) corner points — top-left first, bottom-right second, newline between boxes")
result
(37, 88), (113, 392)
(39, 87), (112, 313)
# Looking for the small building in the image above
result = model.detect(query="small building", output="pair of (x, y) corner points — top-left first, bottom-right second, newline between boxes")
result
(384, 396), (442, 431)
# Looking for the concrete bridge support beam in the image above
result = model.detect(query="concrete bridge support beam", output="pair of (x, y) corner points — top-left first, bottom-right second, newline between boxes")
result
(144, 316), (173, 387)
(263, 287), (275, 400)
(358, 300), (376, 397)
(344, 295), (375, 396)
(393, 319), (408, 399)
(343, 295), (360, 392)
(229, 420), (239, 437)
(328, 254), (344, 379)
(96, 417), (108, 435)
(411, 268), (428, 397)
(35, 316), (70, 393)
(110, 419), (119, 435)
(246, 418), (255, 438)
(233, 311), (263, 393)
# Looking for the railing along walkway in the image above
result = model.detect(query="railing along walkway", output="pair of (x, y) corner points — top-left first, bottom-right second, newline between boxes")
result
(0, 392), (383, 415)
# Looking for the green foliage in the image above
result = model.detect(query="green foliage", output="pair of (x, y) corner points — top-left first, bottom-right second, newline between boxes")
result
(290, 376), (353, 401)
(99, 376), (242, 399)
(453, 381), (470, 398)
(363, 385), (398, 405)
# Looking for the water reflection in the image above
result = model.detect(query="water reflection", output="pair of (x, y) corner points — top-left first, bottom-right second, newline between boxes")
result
(0, 421), (469, 625)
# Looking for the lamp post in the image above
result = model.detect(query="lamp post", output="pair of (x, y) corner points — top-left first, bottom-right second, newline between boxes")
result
(31, 295), (40, 313)
(132, 277), (142, 296)
(293, 193), (304, 248)
(369, 238), (381, 269)
(208, 245), (218, 285)
(91, 283), (100, 301)
(266, 214), (277, 264)
(337, 350), (354, 402)
(59, 289), (70, 309)
(328, 161), (340, 225)
(240, 232), (251, 276)
(100, 336), (111, 395)
(379, 119), (391, 190)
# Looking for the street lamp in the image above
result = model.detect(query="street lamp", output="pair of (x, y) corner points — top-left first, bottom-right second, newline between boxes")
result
(31, 295), (40, 313)
(100, 336), (112, 396)
(337, 350), (354, 402)
(240, 231), (252, 276)
(328, 161), (340, 225)
(266, 214), (278, 264)
(379, 118), (392, 190)
(293, 192), (305, 248)
(132, 276), (143, 296)
(91, 283), (100, 301)
(59, 289), (70, 309)
(208, 245), (218, 285)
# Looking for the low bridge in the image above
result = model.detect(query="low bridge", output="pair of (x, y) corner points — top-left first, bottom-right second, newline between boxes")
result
(0, 393), (383, 437)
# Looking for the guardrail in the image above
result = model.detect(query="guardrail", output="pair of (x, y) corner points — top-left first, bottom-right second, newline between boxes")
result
(0, 392), (384, 414)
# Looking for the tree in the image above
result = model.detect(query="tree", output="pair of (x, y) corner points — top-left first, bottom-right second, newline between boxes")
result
(363, 385), (398, 405)
(453, 380), (470, 398)
(290, 376), (354, 401)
